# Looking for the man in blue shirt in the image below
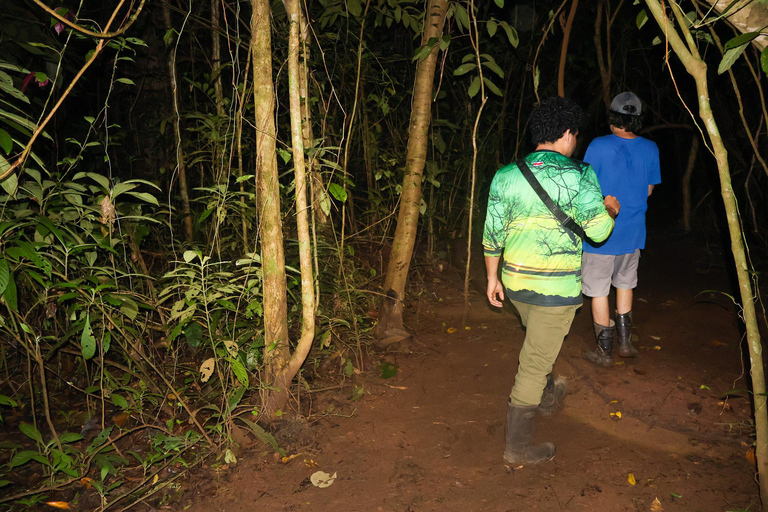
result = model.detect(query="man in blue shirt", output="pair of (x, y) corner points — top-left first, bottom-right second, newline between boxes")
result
(582, 92), (662, 367)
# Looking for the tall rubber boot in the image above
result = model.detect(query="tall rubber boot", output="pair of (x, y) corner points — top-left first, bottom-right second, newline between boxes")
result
(616, 311), (639, 358)
(584, 322), (614, 367)
(538, 373), (566, 416)
(503, 401), (556, 464)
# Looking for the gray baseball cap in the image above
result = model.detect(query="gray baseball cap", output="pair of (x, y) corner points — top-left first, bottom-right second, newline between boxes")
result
(610, 92), (642, 116)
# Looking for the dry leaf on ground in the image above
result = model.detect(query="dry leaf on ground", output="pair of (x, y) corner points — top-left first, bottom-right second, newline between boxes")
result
(310, 470), (338, 488)
(651, 497), (664, 511)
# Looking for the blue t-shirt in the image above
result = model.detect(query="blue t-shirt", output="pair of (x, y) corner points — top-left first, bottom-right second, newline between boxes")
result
(582, 134), (661, 255)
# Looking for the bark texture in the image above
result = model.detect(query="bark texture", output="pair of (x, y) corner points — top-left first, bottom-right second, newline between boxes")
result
(377, 0), (449, 344)
(644, 2), (768, 510)
(251, 0), (291, 415)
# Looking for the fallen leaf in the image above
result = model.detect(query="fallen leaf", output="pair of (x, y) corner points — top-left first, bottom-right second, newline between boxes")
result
(628, 473), (636, 485)
(700, 384), (711, 390)
(281, 453), (301, 464)
(615, 361), (625, 366)
(80, 477), (93, 489)
(633, 367), (648, 375)
(610, 400), (619, 404)
(464, 326), (471, 330)
(310, 470), (337, 488)
(747, 446), (757, 464)
(200, 358), (215, 383)
(651, 497), (664, 511)
(152, 474), (159, 485)
(649, 335), (661, 340)
(610, 411), (622, 419)
(44, 502), (71, 510)
(670, 492), (682, 499)
(304, 459), (318, 468)
(710, 340), (726, 347)
(653, 345), (662, 350)
(387, 385), (408, 390)
(446, 327), (457, 334)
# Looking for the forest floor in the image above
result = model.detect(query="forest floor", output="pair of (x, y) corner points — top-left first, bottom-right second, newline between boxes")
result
(181, 229), (761, 512)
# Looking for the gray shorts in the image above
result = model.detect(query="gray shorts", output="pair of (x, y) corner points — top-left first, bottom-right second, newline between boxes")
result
(581, 249), (640, 297)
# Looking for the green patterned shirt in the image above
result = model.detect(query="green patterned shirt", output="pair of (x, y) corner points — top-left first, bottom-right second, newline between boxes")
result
(483, 150), (614, 306)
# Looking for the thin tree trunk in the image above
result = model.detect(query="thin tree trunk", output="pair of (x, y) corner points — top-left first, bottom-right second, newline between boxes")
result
(593, 0), (611, 109)
(557, 0), (579, 98)
(377, 0), (449, 344)
(644, 2), (768, 510)
(264, 0), (317, 417)
(681, 134), (698, 232)
(162, 3), (194, 241)
(299, 10), (328, 226)
(251, 0), (290, 416)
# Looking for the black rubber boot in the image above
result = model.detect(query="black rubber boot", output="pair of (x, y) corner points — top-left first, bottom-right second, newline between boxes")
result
(616, 311), (639, 358)
(584, 322), (614, 367)
(503, 401), (556, 465)
(538, 373), (566, 416)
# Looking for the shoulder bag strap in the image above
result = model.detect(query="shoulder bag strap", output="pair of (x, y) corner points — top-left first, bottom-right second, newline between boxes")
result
(516, 158), (589, 241)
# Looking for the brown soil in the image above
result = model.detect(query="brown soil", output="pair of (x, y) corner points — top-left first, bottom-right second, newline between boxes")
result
(184, 231), (760, 512)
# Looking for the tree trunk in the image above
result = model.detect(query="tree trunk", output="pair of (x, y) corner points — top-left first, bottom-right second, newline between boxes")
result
(162, 3), (194, 241)
(557, 0), (579, 98)
(263, 0), (317, 418)
(377, 0), (448, 345)
(593, 0), (612, 109)
(251, 0), (291, 416)
(644, 2), (768, 510)
(681, 134), (698, 232)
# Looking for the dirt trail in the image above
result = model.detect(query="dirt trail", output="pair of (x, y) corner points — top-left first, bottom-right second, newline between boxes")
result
(185, 231), (759, 512)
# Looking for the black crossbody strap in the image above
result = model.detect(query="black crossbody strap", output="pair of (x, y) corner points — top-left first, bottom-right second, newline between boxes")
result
(516, 158), (588, 241)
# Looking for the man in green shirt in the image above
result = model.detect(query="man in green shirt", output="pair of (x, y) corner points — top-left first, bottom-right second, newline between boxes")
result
(483, 97), (619, 464)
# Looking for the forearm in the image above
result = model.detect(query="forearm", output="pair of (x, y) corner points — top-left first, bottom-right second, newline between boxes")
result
(485, 254), (501, 280)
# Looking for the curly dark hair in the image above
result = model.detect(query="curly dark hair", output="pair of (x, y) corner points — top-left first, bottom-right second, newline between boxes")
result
(529, 97), (584, 145)
(608, 110), (643, 133)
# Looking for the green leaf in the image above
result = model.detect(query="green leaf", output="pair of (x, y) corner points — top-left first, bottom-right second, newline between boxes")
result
(3, 270), (17, 311)
(636, 10), (648, 29)
(453, 62), (477, 76)
(183, 250), (199, 263)
(494, 0), (503, 7)
(347, 0), (362, 17)
(111, 394), (129, 410)
(87, 426), (113, 455)
(328, 183), (347, 202)
(718, 45), (747, 74)
(0, 160), (17, 196)
(58, 432), (84, 444)
(124, 191), (159, 205)
(115, 78), (135, 85)
(11, 450), (49, 468)
(228, 385), (246, 412)
(231, 359), (249, 387)
(0, 129), (12, 154)
(762, 48), (768, 77)
(0, 259), (8, 296)
(670, 492), (682, 499)
(81, 315), (96, 360)
(184, 322), (203, 348)
(454, 5), (469, 30)
(500, 21), (519, 47)
(380, 361), (399, 379)
(468, 76), (481, 98)
(235, 417), (286, 456)
(111, 181), (138, 199)
(19, 422), (43, 444)
(487, 21), (497, 37)
(724, 31), (760, 51)
(412, 44), (431, 62)
(483, 58), (505, 78)
(84, 172), (111, 191)
(483, 77), (503, 97)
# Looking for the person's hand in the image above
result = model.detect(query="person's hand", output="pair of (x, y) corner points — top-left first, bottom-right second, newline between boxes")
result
(604, 195), (620, 219)
(487, 275), (505, 308)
